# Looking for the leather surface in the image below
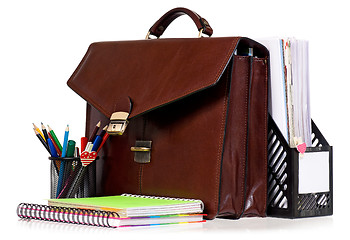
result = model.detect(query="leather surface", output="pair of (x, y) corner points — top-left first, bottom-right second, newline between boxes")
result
(219, 56), (268, 218)
(68, 37), (238, 119)
(69, 36), (269, 219)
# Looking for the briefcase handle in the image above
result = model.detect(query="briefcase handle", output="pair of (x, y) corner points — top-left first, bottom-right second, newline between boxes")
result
(146, 7), (213, 39)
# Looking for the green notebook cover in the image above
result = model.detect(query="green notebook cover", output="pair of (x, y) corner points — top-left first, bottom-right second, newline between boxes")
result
(48, 194), (203, 217)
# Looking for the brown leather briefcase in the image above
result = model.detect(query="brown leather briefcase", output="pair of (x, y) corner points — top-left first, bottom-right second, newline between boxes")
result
(67, 7), (269, 219)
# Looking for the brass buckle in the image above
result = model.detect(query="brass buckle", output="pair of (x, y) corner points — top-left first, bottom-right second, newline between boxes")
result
(131, 147), (151, 152)
(107, 112), (129, 135)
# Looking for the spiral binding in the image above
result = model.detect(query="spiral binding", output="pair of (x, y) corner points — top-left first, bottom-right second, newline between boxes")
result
(17, 203), (119, 228)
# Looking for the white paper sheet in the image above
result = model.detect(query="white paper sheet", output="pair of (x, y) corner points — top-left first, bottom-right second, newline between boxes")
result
(298, 151), (330, 194)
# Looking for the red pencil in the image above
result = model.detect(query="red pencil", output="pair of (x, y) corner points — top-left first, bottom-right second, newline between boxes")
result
(48, 132), (62, 156)
(96, 132), (109, 153)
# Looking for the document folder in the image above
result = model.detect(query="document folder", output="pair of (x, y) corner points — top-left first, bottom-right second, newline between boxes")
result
(267, 115), (333, 218)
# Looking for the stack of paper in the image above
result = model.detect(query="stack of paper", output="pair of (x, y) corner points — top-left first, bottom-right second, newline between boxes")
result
(258, 37), (312, 147)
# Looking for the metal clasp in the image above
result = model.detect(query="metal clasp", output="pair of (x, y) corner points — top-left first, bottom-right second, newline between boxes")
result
(107, 112), (129, 135)
(131, 140), (152, 163)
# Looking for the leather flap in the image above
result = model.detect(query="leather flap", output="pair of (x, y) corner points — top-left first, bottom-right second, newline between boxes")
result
(67, 37), (241, 119)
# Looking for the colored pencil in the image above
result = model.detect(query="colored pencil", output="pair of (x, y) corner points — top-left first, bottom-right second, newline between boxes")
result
(96, 132), (109, 153)
(61, 125), (69, 158)
(47, 132), (62, 156)
(41, 122), (49, 142)
(88, 121), (101, 142)
(98, 125), (108, 137)
(56, 125), (69, 198)
(33, 123), (45, 142)
(91, 135), (102, 152)
(47, 138), (59, 157)
(47, 125), (63, 151)
(33, 128), (50, 154)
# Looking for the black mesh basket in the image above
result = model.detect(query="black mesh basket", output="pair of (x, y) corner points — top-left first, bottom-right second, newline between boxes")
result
(267, 116), (333, 218)
(49, 157), (96, 199)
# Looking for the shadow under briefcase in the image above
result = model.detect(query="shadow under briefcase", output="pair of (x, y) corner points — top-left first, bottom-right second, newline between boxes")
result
(67, 7), (269, 219)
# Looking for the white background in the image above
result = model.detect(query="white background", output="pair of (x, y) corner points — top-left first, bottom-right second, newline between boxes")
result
(0, 0), (348, 239)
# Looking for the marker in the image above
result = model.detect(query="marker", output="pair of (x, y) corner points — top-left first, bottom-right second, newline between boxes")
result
(66, 140), (76, 157)
(81, 137), (88, 154)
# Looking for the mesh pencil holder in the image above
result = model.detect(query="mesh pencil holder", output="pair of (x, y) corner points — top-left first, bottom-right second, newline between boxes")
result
(267, 115), (333, 218)
(49, 157), (97, 199)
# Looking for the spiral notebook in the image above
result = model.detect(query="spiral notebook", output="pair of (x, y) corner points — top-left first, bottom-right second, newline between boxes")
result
(17, 203), (205, 228)
(48, 194), (204, 218)
(17, 194), (205, 228)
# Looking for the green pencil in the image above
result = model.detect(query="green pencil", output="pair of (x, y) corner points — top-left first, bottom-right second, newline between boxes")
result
(47, 125), (63, 151)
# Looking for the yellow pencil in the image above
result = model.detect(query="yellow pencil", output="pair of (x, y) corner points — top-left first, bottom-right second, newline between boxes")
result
(33, 123), (46, 141)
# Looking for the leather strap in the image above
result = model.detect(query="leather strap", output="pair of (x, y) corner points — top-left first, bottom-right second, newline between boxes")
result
(148, 7), (213, 38)
(114, 96), (133, 115)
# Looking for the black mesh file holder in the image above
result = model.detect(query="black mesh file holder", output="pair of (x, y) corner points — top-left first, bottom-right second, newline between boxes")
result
(49, 157), (97, 199)
(267, 116), (333, 218)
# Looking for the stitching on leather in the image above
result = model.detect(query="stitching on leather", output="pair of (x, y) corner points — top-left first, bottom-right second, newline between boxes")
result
(240, 58), (249, 216)
(215, 66), (230, 216)
(263, 58), (268, 213)
(139, 165), (143, 194)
